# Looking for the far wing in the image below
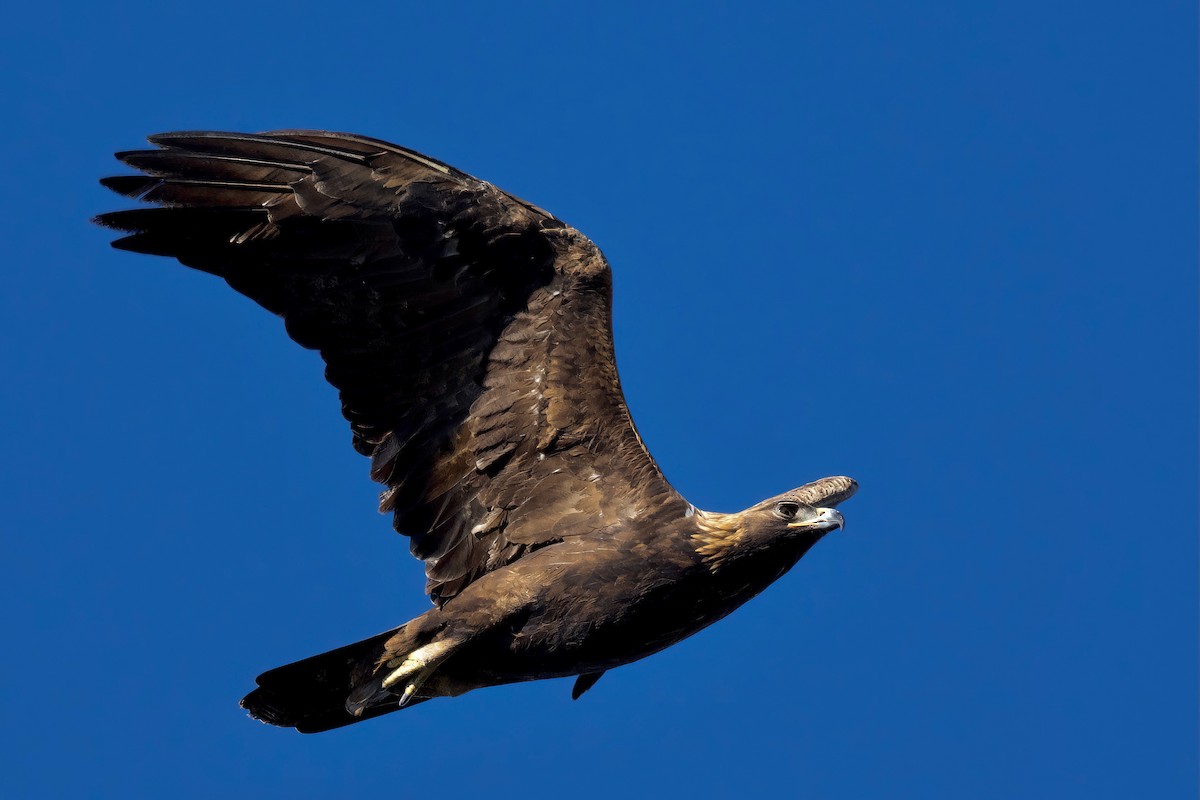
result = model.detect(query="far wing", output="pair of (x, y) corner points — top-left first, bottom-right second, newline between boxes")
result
(98, 130), (684, 603)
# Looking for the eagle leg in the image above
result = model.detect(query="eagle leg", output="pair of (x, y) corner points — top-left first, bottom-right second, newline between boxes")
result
(572, 671), (605, 700)
(381, 639), (458, 707)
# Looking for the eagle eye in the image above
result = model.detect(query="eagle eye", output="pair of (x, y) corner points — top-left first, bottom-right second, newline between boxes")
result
(775, 502), (800, 520)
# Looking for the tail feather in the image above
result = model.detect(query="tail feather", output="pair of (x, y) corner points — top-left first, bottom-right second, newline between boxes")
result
(241, 626), (407, 734)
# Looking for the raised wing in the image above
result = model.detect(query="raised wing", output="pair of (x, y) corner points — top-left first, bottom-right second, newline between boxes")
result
(97, 131), (684, 603)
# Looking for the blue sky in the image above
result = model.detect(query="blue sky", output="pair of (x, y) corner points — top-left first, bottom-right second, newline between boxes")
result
(2, 2), (1195, 798)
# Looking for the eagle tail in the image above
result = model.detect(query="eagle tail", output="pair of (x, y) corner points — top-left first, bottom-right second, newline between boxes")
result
(241, 625), (417, 734)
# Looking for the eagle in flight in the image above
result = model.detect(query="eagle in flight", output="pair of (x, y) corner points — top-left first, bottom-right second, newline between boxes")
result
(97, 131), (857, 733)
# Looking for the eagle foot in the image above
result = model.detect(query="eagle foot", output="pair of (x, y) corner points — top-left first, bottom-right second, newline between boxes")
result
(381, 639), (457, 706)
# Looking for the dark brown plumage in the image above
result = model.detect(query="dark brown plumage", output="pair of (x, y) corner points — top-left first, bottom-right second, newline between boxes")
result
(97, 130), (857, 733)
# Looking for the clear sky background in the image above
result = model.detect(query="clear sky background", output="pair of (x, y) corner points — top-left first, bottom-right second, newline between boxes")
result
(2, 2), (1195, 798)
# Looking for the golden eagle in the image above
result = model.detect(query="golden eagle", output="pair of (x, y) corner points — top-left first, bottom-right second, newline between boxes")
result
(97, 131), (857, 733)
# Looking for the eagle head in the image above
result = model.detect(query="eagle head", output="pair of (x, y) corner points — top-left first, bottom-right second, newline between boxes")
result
(692, 475), (857, 570)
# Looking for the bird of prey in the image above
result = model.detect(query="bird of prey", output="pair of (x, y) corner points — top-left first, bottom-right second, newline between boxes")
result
(97, 130), (857, 733)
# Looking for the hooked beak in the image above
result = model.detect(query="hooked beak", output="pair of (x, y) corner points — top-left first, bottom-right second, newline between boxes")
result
(787, 507), (845, 533)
